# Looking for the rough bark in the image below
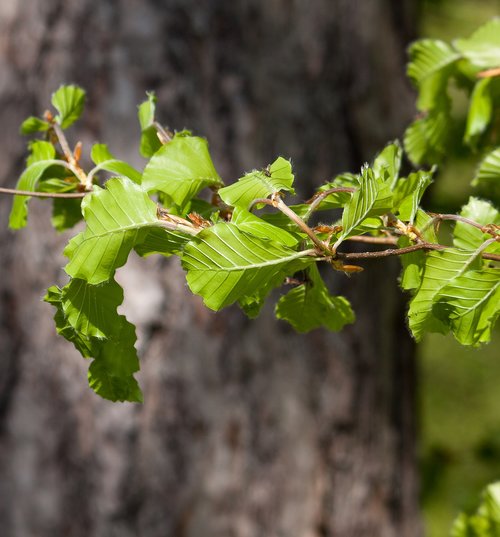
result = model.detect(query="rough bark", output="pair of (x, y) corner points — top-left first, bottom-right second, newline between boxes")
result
(0, 1), (420, 536)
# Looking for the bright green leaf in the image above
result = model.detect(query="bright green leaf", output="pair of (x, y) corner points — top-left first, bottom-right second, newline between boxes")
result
(218, 156), (294, 209)
(434, 267), (500, 346)
(335, 165), (392, 245)
(90, 143), (142, 184)
(473, 147), (500, 187)
(51, 85), (86, 129)
(454, 19), (500, 69)
(373, 141), (403, 189)
(142, 134), (222, 208)
(20, 116), (49, 135)
(137, 92), (162, 158)
(465, 78), (493, 145)
(408, 248), (485, 340)
(181, 223), (314, 310)
(393, 169), (433, 223)
(407, 39), (460, 86)
(64, 177), (161, 284)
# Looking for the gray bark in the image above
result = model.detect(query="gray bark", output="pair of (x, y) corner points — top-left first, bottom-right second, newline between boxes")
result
(0, 1), (420, 536)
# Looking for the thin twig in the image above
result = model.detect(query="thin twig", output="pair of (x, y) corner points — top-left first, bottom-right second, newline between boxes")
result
(51, 123), (90, 188)
(346, 235), (398, 245)
(304, 187), (356, 219)
(0, 186), (87, 198)
(478, 67), (500, 79)
(153, 121), (173, 144)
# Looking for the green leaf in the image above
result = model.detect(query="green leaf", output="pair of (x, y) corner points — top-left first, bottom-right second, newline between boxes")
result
(454, 19), (500, 69)
(473, 147), (500, 187)
(454, 197), (500, 255)
(404, 103), (453, 165)
(181, 223), (314, 310)
(137, 92), (162, 158)
(393, 169), (433, 223)
(373, 141), (403, 189)
(142, 134), (222, 208)
(64, 177), (161, 284)
(231, 207), (298, 247)
(134, 227), (190, 257)
(408, 248), (485, 340)
(51, 85), (86, 129)
(45, 279), (143, 402)
(275, 264), (354, 333)
(218, 157), (295, 209)
(399, 236), (426, 292)
(465, 78), (493, 145)
(311, 173), (359, 210)
(336, 165), (392, 245)
(90, 143), (142, 184)
(20, 116), (49, 135)
(434, 267), (500, 346)
(452, 482), (500, 537)
(51, 198), (83, 232)
(9, 142), (64, 229)
(407, 39), (460, 86)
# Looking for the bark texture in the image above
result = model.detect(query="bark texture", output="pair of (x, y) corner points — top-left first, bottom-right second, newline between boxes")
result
(0, 1), (420, 536)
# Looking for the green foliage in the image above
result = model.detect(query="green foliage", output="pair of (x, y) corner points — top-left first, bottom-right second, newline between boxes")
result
(451, 482), (500, 536)
(405, 19), (500, 165)
(5, 19), (500, 402)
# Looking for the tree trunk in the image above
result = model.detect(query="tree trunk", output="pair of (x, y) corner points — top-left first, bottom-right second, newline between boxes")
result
(0, 1), (421, 536)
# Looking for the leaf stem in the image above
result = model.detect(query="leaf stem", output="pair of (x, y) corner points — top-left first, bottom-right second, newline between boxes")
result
(304, 187), (356, 219)
(51, 123), (90, 188)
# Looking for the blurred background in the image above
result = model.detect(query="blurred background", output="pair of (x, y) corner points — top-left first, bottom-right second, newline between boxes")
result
(0, 1), (498, 536)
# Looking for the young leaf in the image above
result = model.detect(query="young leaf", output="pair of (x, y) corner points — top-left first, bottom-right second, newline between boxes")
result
(45, 279), (143, 402)
(51, 85), (86, 129)
(181, 223), (314, 310)
(275, 264), (354, 333)
(393, 170), (433, 223)
(142, 134), (222, 208)
(407, 39), (460, 86)
(9, 141), (65, 229)
(218, 157), (295, 209)
(408, 248), (485, 341)
(398, 237), (426, 292)
(231, 207), (299, 247)
(90, 143), (142, 184)
(137, 92), (162, 158)
(373, 141), (402, 188)
(473, 147), (500, 187)
(464, 78), (493, 145)
(453, 197), (500, 254)
(335, 165), (392, 245)
(404, 103), (453, 165)
(434, 267), (500, 346)
(454, 19), (500, 69)
(20, 116), (49, 135)
(64, 177), (161, 284)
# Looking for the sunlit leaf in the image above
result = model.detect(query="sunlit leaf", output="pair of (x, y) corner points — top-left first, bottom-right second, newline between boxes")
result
(407, 39), (460, 86)
(64, 177), (161, 284)
(393, 169), (433, 223)
(51, 85), (86, 129)
(181, 223), (314, 310)
(218, 156), (294, 209)
(20, 116), (49, 135)
(90, 143), (142, 184)
(373, 141), (402, 188)
(473, 147), (500, 188)
(142, 134), (222, 208)
(454, 19), (500, 69)
(465, 78), (493, 145)
(137, 91), (162, 158)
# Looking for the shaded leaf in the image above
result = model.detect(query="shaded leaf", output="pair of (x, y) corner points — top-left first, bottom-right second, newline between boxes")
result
(275, 264), (354, 332)
(51, 198), (83, 232)
(407, 39), (460, 86)
(465, 78), (493, 145)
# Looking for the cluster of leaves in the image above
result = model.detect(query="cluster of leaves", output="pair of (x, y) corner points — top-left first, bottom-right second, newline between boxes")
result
(4, 20), (499, 402)
(405, 18), (500, 197)
(451, 481), (500, 536)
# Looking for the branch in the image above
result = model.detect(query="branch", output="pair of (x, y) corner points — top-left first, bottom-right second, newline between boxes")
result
(427, 212), (500, 237)
(335, 241), (500, 262)
(51, 123), (90, 188)
(346, 235), (398, 245)
(304, 187), (356, 219)
(0, 186), (87, 199)
(250, 196), (331, 253)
